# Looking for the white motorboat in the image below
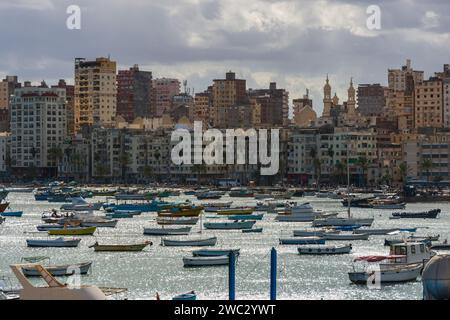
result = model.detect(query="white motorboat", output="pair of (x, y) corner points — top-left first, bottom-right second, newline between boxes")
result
(60, 197), (103, 211)
(161, 237), (217, 247)
(298, 244), (352, 255)
(348, 263), (422, 284)
(143, 227), (191, 236)
(183, 255), (229, 267)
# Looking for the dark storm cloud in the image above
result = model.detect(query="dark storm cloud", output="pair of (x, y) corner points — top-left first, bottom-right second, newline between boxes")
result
(0, 0), (449, 113)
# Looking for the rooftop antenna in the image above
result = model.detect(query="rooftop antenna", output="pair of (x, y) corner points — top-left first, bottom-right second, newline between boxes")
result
(183, 80), (188, 94)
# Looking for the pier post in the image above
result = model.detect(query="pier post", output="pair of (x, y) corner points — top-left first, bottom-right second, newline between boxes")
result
(229, 251), (236, 300)
(270, 247), (277, 300)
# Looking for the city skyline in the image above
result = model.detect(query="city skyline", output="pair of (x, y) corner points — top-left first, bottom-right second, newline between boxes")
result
(0, 0), (449, 114)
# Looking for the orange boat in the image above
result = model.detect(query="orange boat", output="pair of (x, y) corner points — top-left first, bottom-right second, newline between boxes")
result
(0, 202), (9, 213)
(157, 206), (203, 217)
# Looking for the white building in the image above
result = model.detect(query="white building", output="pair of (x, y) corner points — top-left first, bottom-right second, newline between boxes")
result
(9, 86), (67, 170)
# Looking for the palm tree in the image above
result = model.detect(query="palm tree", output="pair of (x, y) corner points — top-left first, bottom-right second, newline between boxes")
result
(48, 146), (64, 177)
(119, 152), (132, 183)
(420, 159), (434, 182)
(398, 162), (408, 186)
(356, 156), (369, 187)
(334, 162), (346, 185)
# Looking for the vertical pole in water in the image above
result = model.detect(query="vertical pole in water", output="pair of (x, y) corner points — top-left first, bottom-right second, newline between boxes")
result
(229, 251), (236, 300)
(270, 247), (277, 300)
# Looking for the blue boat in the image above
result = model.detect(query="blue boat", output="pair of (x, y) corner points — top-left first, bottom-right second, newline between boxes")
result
(399, 228), (417, 233)
(228, 214), (264, 221)
(172, 292), (197, 300)
(279, 237), (325, 245)
(113, 210), (142, 215)
(1, 211), (23, 217)
(242, 228), (263, 233)
(332, 225), (361, 231)
(105, 212), (134, 219)
(192, 249), (240, 257)
(104, 200), (176, 213)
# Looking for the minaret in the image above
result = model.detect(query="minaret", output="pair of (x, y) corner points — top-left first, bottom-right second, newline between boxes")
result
(322, 75), (332, 117)
(347, 77), (356, 116)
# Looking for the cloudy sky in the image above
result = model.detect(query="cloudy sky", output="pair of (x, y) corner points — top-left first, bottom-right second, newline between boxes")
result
(0, 0), (449, 114)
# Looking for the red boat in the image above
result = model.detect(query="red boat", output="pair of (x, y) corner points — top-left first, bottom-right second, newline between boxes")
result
(0, 202), (10, 212)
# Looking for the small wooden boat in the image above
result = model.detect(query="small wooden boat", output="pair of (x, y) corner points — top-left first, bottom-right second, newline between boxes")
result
(105, 212), (134, 219)
(143, 227), (191, 236)
(242, 228), (263, 233)
(391, 209), (440, 219)
(183, 255), (229, 267)
(204, 220), (256, 230)
(293, 229), (339, 237)
(21, 261), (92, 277)
(26, 237), (81, 248)
(321, 233), (369, 241)
(156, 217), (199, 225)
(89, 241), (152, 252)
(332, 225), (361, 231)
(430, 244), (450, 250)
(161, 237), (217, 247)
(172, 291), (197, 300)
(349, 263), (422, 284)
(81, 220), (118, 228)
(353, 228), (400, 235)
(37, 224), (78, 232)
(298, 244), (352, 255)
(157, 207), (203, 217)
(1, 211), (23, 217)
(192, 249), (240, 257)
(48, 226), (96, 236)
(216, 208), (254, 215)
(279, 237), (325, 245)
(228, 214), (263, 221)
(312, 217), (374, 227)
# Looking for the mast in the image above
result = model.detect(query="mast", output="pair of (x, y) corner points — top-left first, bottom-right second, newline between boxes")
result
(347, 135), (351, 219)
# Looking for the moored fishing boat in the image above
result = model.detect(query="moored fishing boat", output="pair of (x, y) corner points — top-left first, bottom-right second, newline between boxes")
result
(391, 209), (440, 219)
(353, 228), (400, 235)
(215, 208), (254, 215)
(143, 227), (191, 236)
(48, 226), (96, 236)
(229, 187), (254, 198)
(312, 217), (374, 227)
(203, 202), (233, 212)
(196, 191), (224, 200)
(26, 237), (81, 248)
(298, 244), (352, 255)
(156, 217), (199, 225)
(81, 219), (118, 228)
(348, 262), (422, 284)
(228, 214), (263, 220)
(37, 224), (78, 232)
(157, 206), (203, 217)
(161, 237), (217, 247)
(21, 261), (92, 277)
(60, 197), (104, 211)
(192, 249), (240, 257)
(172, 291), (197, 300)
(89, 241), (152, 252)
(1, 211), (23, 217)
(183, 255), (229, 267)
(279, 237), (326, 245)
(293, 229), (339, 237)
(204, 220), (256, 230)
(242, 228), (263, 233)
(321, 233), (369, 241)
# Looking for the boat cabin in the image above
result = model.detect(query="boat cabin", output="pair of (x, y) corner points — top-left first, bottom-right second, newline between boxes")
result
(388, 242), (432, 264)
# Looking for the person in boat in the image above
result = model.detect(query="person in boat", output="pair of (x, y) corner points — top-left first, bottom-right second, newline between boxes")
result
(51, 209), (58, 218)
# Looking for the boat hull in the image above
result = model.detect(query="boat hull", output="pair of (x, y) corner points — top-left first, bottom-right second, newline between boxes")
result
(321, 233), (369, 241)
(298, 245), (352, 255)
(26, 238), (81, 248)
(1, 211), (23, 217)
(204, 221), (256, 230)
(22, 262), (92, 277)
(143, 227), (191, 236)
(48, 227), (96, 236)
(183, 256), (229, 267)
(348, 264), (422, 284)
(279, 237), (325, 245)
(156, 217), (199, 225)
(92, 242), (151, 252)
(192, 249), (240, 257)
(162, 237), (217, 247)
(216, 208), (254, 215)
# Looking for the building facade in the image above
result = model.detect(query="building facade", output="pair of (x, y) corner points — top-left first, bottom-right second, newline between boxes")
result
(74, 57), (117, 132)
(151, 78), (180, 117)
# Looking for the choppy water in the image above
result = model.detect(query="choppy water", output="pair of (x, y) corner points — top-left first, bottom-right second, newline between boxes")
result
(1, 193), (448, 300)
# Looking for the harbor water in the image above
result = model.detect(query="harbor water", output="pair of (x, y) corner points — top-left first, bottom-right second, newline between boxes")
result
(1, 192), (448, 300)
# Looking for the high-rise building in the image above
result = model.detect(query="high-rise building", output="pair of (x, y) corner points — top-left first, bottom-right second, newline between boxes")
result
(414, 77), (443, 128)
(388, 59), (424, 91)
(194, 91), (211, 124)
(52, 79), (74, 136)
(0, 132), (8, 173)
(247, 82), (289, 126)
(0, 76), (20, 131)
(211, 71), (247, 127)
(435, 64), (450, 127)
(9, 86), (67, 174)
(151, 78), (180, 117)
(117, 64), (153, 122)
(74, 57), (117, 132)
(357, 83), (386, 116)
